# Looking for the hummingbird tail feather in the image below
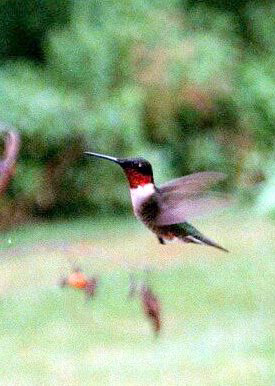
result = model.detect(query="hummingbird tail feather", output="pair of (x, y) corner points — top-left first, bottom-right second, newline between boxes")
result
(178, 222), (229, 252)
(182, 234), (228, 252)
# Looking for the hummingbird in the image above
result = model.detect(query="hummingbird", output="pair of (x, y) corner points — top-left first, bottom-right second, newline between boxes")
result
(84, 152), (229, 252)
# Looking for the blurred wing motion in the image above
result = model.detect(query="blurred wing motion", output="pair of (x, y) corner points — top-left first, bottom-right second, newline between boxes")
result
(156, 172), (230, 226)
(160, 172), (226, 196)
(156, 196), (231, 226)
(0, 126), (20, 195)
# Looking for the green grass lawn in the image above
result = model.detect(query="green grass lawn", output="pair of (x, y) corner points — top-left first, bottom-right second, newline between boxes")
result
(0, 210), (274, 385)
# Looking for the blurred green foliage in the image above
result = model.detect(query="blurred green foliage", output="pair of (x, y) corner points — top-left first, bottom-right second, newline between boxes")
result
(0, 0), (274, 224)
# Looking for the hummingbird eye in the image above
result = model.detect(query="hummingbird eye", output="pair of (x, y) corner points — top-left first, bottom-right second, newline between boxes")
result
(138, 162), (142, 168)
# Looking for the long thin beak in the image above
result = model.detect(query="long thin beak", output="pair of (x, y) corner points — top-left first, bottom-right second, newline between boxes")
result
(84, 152), (120, 164)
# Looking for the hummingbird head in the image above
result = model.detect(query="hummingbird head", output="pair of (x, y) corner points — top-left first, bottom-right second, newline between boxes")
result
(84, 152), (154, 188)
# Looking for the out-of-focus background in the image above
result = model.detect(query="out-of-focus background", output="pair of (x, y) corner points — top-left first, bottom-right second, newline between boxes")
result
(0, 1), (274, 385)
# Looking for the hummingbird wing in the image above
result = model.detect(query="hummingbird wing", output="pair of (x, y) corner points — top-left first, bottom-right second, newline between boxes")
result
(159, 172), (226, 196)
(155, 172), (230, 226)
(155, 195), (231, 226)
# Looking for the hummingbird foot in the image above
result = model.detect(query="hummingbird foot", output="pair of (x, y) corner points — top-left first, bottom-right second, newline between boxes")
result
(157, 236), (166, 245)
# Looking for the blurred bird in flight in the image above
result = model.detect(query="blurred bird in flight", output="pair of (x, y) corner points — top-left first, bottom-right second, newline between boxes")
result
(85, 152), (230, 252)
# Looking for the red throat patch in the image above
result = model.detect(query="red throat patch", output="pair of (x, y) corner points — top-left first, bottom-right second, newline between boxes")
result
(124, 168), (152, 188)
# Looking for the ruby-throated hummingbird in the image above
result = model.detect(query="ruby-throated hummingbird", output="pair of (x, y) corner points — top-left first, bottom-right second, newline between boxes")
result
(84, 152), (229, 252)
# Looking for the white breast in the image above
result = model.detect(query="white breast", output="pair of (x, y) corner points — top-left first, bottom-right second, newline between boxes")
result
(130, 183), (155, 216)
